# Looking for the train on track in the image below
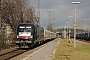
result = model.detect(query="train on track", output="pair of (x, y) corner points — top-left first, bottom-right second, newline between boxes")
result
(76, 32), (90, 41)
(16, 21), (56, 48)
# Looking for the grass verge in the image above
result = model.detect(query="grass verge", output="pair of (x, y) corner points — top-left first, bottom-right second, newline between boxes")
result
(51, 39), (90, 60)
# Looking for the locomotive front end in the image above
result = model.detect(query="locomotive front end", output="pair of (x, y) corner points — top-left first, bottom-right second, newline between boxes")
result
(16, 24), (35, 48)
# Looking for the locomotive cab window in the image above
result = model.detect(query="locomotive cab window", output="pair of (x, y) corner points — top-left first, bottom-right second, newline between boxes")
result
(18, 26), (32, 32)
(25, 28), (32, 32)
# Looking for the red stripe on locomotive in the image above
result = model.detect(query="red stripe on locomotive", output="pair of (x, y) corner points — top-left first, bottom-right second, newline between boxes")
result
(18, 36), (31, 38)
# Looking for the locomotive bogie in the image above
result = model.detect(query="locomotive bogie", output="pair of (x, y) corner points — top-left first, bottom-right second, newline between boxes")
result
(18, 43), (34, 48)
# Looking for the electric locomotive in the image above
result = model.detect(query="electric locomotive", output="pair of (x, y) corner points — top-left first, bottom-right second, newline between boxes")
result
(16, 22), (44, 48)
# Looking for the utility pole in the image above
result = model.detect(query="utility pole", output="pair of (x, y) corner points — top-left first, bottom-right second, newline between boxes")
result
(37, 0), (40, 26)
(83, 20), (85, 35)
(47, 10), (53, 31)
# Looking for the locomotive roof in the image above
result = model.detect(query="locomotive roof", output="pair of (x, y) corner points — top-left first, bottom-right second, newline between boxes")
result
(18, 23), (37, 27)
(18, 23), (43, 29)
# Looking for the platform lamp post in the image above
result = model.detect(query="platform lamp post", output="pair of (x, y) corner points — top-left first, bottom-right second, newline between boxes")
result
(68, 16), (72, 43)
(71, 2), (80, 48)
(66, 22), (69, 40)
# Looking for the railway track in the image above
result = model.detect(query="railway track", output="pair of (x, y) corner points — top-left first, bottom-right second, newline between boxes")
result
(77, 39), (90, 44)
(0, 39), (55, 60)
(0, 48), (27, 60)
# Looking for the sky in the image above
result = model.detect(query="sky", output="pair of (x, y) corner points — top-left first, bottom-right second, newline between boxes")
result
(29, 0), (90, 30)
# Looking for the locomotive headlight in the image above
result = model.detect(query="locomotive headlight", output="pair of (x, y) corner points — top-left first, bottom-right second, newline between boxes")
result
(31, 35), (33, 38)
(17, 36), (18, 38)
(19, 32), (22, 35)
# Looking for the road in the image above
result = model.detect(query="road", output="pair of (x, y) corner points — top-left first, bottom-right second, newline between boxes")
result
(11, 38), (60, 60)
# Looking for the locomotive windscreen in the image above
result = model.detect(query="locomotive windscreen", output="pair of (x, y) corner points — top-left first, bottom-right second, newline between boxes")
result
(19, 26), (32, 32)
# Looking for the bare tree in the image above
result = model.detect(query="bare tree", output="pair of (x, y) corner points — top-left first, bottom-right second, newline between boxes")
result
(0, 0), (36, 44)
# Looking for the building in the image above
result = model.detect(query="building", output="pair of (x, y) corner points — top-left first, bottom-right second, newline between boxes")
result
(56, 28), (89, 38)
